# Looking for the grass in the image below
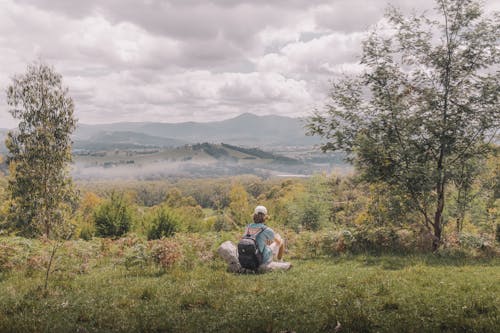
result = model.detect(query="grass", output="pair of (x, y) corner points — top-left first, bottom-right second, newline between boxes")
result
(1, 248), (499, 333)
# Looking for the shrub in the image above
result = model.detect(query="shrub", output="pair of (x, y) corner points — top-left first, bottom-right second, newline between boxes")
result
(124, 242), (149, 269)
(150, 238), (182, 269)
(349, 227), (400, 254)
(147, 206), (181, 240)
(94, 193), (133, 238)
(213, 214), (235, 232)
(78, 222), (95, 241)
(459, 232), (488, 249)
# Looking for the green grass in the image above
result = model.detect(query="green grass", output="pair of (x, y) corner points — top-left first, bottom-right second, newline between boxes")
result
(1, 252), (499, 332)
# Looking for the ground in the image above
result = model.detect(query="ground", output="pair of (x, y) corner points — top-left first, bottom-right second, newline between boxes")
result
(1, 253), (498, 332)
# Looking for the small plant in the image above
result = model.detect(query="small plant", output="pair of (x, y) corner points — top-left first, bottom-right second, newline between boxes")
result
(150, 238), (182, 269)
(147, 206), (181, 240)
(124, 242), (149, 269)
(94, 192), (133, 238)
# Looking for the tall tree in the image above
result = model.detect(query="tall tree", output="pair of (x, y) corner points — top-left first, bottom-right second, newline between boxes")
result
(4, 62), (77, 238)
(307, 0), (499, 249)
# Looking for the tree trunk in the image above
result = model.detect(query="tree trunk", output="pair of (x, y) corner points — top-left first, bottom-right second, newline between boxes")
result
(433, 183), (445, 251)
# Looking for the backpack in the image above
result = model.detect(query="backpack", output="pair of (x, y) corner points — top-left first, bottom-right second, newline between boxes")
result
(237, 226), (267, 271)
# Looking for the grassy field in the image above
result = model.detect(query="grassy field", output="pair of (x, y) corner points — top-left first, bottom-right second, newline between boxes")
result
(1, 239), (498, 333)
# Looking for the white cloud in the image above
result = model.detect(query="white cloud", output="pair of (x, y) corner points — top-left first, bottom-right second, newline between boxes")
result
(0, 0), (498, 128)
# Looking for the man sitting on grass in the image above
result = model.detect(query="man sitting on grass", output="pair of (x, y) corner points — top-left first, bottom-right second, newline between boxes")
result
(218, 205), (291, 273)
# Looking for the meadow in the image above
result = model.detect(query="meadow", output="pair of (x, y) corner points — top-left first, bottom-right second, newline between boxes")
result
(1, 171), (499, 332)
(1, 233), (499, 333)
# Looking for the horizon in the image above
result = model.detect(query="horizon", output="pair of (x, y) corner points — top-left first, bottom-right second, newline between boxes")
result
(0, 112), (305, 130)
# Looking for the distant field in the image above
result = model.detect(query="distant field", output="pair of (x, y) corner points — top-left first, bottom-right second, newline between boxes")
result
(0, 236), (498, 332)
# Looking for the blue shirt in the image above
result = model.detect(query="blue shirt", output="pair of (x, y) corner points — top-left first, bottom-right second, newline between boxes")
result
(245, 223), (275, 264)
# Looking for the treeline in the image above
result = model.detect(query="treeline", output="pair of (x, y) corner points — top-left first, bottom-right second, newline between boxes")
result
(192, 143), (233, 160)
(221, 143), (299, 164)
(2, 159), (497, 255)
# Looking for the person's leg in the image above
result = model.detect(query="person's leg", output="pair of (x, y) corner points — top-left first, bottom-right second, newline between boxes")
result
(269, 234), (285, 261)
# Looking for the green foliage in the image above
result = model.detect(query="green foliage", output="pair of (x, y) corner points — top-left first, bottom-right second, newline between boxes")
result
(307, 0), (500, 248)
(227, 183), (251, 227)
(78, 223), (95, 241)
(146, 206), (181, 240)
(164, 188), (197, 208)
(296, 175), (330, 231)
(174, 205), (205, 232)
(4, 62), (77, 238)
(213, 214), (236, 232)
(94, 192), (133, 238)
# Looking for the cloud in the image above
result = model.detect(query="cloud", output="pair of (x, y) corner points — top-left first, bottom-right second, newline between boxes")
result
(0, 0), (498, 128)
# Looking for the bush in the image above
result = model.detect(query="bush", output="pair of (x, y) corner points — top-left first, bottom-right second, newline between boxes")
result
(78, 222), (95, 241)
(147, 206), (181, 240)
(213, 214), (235, 232)
(349, 227), (400, 254)
(150, 238), (183, 269)
(94, 193), (133, 238)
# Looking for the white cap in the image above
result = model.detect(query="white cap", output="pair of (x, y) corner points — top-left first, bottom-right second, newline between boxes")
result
(254, 205), (268, 215)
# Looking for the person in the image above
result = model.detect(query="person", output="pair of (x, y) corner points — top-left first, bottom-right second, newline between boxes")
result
(217, 205), (291, 272)
(245, 205), (285, 266)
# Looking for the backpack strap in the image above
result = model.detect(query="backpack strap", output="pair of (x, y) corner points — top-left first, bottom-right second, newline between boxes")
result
(244, 225), (267, 239)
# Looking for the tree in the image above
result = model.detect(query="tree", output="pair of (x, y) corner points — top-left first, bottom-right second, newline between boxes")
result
(4, 62), (77, 238)
(228, 183), (251, 226)
(307, 0), (499, 250)
(94, 192), (133, 238)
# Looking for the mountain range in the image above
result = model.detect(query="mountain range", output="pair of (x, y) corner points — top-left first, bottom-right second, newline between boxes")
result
(1, 113), (320, 152)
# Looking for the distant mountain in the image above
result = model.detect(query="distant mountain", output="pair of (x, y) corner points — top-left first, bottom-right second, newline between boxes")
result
(74, 131), (188, 150)
(0, 113), (321, 153)
(74, 113), (320, 147)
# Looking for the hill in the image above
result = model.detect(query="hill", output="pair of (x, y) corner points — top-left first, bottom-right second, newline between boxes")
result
(74, 131), (188, 150)
(72, 142), (318, 180)
(74, 113), (320, 148)
(1, 113), (320, 153)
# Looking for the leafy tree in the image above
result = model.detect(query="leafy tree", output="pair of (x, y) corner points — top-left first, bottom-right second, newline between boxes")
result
(74, 192), (103, 240)
(307, 0), (499, 250)
(286, 175), (330, 231)
(94, 192), (133, 238)
(165, 188), (197, 208)
(4, 62), (77, 238)
(228, 183), (251, 226)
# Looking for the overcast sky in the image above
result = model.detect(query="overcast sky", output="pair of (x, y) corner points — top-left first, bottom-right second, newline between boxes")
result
(0, 0), (497, 127)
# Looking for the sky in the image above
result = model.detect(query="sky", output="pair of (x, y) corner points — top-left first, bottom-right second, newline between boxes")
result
(0, 0), (498, 127)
